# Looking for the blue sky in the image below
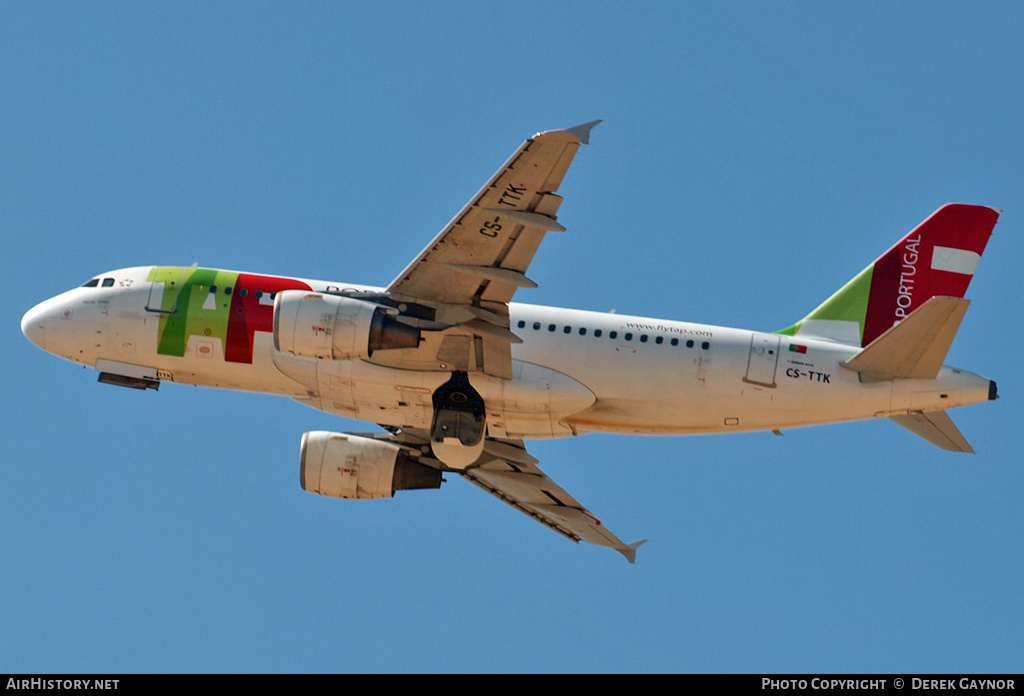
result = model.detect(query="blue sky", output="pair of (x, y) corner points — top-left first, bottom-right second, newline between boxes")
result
(3, 2), (1022, 673)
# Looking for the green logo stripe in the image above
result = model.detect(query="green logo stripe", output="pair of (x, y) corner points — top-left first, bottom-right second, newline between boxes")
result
(152, 267), (239, 357)
(777, 264), (873, 342)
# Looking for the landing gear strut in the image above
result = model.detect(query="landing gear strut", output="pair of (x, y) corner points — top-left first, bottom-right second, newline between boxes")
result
(430, 371), (486, 468)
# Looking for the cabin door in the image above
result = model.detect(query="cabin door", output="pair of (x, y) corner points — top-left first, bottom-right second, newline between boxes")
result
(145, 267), (187, 314)
(745, 333), (780, 387)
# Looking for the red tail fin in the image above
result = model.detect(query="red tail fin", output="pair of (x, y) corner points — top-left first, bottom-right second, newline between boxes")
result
(781, 204), (999, 347)
(862, 204), (999, 346)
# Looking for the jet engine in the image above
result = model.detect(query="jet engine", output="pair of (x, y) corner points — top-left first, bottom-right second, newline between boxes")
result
(300, 431), (442, 499)
(274, 290), (420, 360)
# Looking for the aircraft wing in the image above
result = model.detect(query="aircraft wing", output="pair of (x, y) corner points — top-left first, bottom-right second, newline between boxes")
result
(383, 123), (598, 378)
(461, 437), (645, 563)
(387, 121), (598, 305)
(377, 429), (643, 562)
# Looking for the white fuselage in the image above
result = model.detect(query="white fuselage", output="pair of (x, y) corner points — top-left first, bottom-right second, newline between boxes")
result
(23, 265), (993, 440)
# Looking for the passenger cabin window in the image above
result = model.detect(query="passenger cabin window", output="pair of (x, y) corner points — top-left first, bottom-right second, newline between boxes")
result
(517, 320), (526, 328)
(686, 339), (694, 348)
(701, 341), (710, 350)
(594, 329), (602, 337)
(579, 328), (587, 336)
(609, 331), (617, 339)
(655, 336), (663, 344)
(81, 278), (99, 288)
(563, 326), (571, 334)
(671, 338), (679, 346)
(548, 324), (556, 332)
(533, 322), (541, 330)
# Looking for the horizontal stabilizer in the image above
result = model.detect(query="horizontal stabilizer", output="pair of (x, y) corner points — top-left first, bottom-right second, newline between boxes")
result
(889, 410), (975, 453)
(842, 296), (969, 380)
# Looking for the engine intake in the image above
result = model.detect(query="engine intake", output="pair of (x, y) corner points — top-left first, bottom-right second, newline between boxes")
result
(300, 431), (442, 500)
(274, 290), (420, 360)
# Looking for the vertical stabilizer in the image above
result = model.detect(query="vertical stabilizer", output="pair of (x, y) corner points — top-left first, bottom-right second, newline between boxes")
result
(779, 204), (999, 346)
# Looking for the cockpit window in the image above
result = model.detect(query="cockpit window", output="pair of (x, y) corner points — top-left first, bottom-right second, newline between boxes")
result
(81, 278), (100, 288)
(101, 278), (115, 287)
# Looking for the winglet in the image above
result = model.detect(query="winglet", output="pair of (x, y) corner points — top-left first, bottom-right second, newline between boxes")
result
(566, 120), (602, 145)
(620, 539), (648, 564)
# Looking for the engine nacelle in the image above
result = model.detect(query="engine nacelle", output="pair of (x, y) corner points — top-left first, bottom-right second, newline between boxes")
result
(300, 431), (442, 500)
(274, 290), (420, 360)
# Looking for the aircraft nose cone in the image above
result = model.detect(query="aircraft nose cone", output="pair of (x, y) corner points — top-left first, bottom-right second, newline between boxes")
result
(21, 302), (49, 351)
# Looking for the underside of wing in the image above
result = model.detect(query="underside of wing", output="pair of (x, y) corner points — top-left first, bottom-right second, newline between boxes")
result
(463, 438), (645, 563)
(386, 121), (598, 306)
(382, 429), (644, 562)
(376, 123), (599, 379)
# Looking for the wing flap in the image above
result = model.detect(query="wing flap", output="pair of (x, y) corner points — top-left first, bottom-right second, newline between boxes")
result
(479, 333), (513, 380)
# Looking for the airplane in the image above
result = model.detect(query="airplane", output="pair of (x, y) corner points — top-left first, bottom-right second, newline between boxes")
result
(21, 121), (1001, 563)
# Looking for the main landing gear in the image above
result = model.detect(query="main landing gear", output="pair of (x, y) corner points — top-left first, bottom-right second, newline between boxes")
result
(430, 371), (486, 469)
